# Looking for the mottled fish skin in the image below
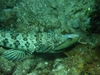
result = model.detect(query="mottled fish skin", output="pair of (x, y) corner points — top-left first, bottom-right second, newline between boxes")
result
(0, 30), (79, 61)
(0, 31), (36, 54)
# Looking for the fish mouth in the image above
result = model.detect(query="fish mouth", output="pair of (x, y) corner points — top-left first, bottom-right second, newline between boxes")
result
(50, 49), (66, 53)
(49, 42), (79, 53)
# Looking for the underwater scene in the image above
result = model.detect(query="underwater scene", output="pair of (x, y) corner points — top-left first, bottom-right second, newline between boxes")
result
(0, 0), (100, 75)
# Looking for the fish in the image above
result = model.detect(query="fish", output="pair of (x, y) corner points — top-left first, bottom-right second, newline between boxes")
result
(0, 30), (79, 61)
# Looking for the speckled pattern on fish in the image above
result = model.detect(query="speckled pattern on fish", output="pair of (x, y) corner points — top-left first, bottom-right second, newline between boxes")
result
(0, 30), (79, 61)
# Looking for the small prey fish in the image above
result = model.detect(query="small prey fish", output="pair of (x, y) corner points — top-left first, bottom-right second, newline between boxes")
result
(0, 30), (79, 61)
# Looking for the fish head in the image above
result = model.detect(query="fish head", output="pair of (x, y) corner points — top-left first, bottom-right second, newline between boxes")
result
(51, 34), (79, 53)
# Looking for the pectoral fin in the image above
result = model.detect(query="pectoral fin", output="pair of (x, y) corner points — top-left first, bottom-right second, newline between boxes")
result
(2, 49), (26, 61)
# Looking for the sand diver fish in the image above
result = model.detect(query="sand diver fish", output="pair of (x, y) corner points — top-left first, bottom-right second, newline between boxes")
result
(0, 30), (79, 61)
